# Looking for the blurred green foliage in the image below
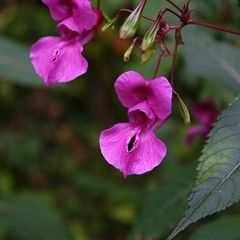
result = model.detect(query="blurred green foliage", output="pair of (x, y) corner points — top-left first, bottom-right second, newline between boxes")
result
(0, 0), (239, 240)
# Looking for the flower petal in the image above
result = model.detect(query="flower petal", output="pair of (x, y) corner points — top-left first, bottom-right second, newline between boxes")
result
(30, 36), (87, 85)
(100, 123), (139, 173)
(192, 98), (219, 125)
(115, 71), (172, 120)
(42, 0), (71, 21)
(128, 100), (155, 124)
(99, 123), (167, 177)
(148, 76), (172, 120)
(42, 0), (97, 32)
(186, 125), (208, 144)
(124, 128), (167, 176)
(57, 22), (96, 46)
(115, 71), (147, 108)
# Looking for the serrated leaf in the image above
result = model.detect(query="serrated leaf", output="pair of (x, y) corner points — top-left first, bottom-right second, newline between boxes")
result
(0, 37), (43, 87)
(168, 97), (240, 240)
(181, 29), (240, 93)
(0, 196), (71, 240)
(128, 163), (196, 240)
(189, 216), (240, 240)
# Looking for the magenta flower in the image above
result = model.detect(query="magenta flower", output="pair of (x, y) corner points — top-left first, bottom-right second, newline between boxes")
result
(186, 98), (219, 144)
(30, 0), (101, 85)
(42, 0), (97, 33)
(100, 71), (172, 177)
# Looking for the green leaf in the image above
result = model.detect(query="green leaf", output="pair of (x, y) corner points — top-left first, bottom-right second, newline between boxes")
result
(0, 196), (71, 240)
(0, 37), (43, 87)
(189, 216), (240, 240)
(168, 97), (240, 240)
(181, 29), (240, 93)
(128, 163), (196, 240)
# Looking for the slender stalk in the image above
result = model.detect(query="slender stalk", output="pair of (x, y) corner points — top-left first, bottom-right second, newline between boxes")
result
(118, 9), (155, 22)
(166, 0), (182, 12)
(97, 0), (100, 9)
(173, 89), (178, 97)
(165, 8), (181, 19)
(153, 50), (163, 79)
(189, 20), (240, 36)
(171, 37), (180, 86)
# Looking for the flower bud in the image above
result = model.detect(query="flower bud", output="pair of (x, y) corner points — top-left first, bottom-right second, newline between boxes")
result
(141, 46), (156, 64)
(141, 16), (161, 51)
(101, 16), (119, 32)
(176, 93), (191, 125)
(123, 45), (134, 62)
(119, 0), (146, 39)
(123, 37), (139, 62)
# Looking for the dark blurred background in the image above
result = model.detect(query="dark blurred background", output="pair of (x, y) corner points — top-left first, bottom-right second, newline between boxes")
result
(0, 0), (239, 239)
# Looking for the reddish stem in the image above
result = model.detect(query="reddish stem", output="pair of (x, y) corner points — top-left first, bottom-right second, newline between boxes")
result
(97, 0), (100, 9)
(118, 9), (155, 22)
(162, 8), (182, 19)
(166, 0), (182, 12)
(189, 20), (240, 36)
(171, 37), (180, 87)
(153, 50), (164, 79)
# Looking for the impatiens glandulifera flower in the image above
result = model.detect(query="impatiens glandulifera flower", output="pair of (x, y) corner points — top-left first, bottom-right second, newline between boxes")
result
(100, 71), (172, 177)
(30, 0), (102, 85)
(42, 0), (97, 33)
(186, 98), (220, 144)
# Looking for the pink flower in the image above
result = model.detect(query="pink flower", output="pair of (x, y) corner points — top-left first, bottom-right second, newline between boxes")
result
(100, 71), (173, 177)
(30, 0), (101, 85)
(42, 0), (97, 33)
(186, 98), (219, 144)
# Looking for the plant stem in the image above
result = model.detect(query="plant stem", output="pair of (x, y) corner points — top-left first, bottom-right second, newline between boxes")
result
(165, 8), (181, 19)
(171, 37), (180, 87)
(153, 50), (163, 79)
(189, 20), (240, 35)
(118, 9), (155, 22)
(166, 0), (182, 12)
(97, 0), (100, 9)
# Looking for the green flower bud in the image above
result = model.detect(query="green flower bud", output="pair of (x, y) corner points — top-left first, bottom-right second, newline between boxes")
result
(176, 93), (191, 125)
(101, 16), (119, 32)
(141, 46), (156, 64)
(123, 44), (135, 62)
(119, 0), (146, 39)
(141, 16), (161, 52)
(123, 37), (139, 62)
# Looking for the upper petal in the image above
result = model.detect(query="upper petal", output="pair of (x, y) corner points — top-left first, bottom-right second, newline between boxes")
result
(43, 0), (97, 33)
(30, 36), (88, 85)
(115, 71), (172, 121)
(42, 0), (71, 21)
(148, 76), (173, 120)
(115, 71), (149, 108)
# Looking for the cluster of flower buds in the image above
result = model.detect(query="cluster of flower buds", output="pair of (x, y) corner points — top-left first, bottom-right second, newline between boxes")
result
(30, 0), (239, 176)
